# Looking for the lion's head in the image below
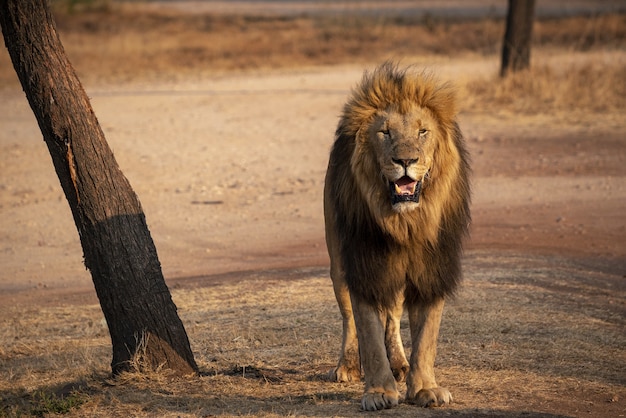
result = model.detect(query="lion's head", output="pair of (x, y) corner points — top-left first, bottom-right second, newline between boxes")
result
(362, 106), (437, 212)
(328, 62), (468, 244)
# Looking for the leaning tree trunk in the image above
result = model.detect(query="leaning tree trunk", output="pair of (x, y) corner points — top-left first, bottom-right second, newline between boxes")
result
(501, 0), (536, 76)
(0, 0), (198, 375)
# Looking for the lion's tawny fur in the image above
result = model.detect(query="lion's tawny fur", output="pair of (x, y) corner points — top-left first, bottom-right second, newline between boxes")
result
(325, 62), (471, 308)
(324, 62), (470, 410)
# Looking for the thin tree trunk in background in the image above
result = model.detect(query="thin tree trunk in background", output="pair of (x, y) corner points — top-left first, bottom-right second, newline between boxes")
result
(0, 0), (198, 376)
(501, 0), (536, 76)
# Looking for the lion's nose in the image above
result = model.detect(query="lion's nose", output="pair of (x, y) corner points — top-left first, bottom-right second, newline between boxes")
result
(392, 158), (418, 168)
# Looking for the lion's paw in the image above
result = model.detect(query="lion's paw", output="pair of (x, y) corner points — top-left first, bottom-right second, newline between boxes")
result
(407, 387), (452, 408)
(328, 365), (360, 383)
(361, 389), (399, 411)
(390, 361), (409, 383)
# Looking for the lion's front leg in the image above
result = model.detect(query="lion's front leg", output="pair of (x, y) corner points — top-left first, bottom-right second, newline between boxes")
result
(328, 278), (361, 382)
(385, 297), (409, 383)
(405, 298), (452, 407)
(351, 296), (399, 411)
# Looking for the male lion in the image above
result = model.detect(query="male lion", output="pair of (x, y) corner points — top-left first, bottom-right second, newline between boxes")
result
(324, 62), (470, 411)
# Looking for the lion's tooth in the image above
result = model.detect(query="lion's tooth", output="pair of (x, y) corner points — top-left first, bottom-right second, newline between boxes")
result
(395, 184), (402, 194)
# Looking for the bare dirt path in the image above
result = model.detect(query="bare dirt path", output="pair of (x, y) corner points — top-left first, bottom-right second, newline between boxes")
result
(1, 59), (624, 296)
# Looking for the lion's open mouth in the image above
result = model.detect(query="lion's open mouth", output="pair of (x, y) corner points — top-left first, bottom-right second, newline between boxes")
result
(390, 175), (423, 205)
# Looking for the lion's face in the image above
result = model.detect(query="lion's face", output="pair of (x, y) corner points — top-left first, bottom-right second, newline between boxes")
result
(365, 106), (437, 213)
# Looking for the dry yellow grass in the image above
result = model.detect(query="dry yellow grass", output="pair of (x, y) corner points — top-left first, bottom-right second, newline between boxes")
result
(463, 62), (626, 114)
(1, 5), (624, 89)
(1, 258), (624, 417)
(2, 7), (623, 117)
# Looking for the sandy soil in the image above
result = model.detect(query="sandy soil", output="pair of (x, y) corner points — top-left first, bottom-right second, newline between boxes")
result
(0, 51), (625, 416)
(1, 57), (624, 297)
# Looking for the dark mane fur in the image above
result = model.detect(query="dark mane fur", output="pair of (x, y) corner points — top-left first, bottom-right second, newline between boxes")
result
(325, 63), (471, 308)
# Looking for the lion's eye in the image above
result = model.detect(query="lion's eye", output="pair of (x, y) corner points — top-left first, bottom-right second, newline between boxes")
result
(379, 130), (390, 138)
(418, 129), (428, 136)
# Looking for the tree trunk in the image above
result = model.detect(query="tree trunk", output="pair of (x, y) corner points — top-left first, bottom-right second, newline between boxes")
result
(501, 0), (536, 76)
(0, 0), (198, 376)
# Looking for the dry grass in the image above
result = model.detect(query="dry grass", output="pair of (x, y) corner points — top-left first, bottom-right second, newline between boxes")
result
(1, 6), (624, 87)
(1, 6), (624, 116)
(462, 60), (626, 114)
(1, 257), (624, 417)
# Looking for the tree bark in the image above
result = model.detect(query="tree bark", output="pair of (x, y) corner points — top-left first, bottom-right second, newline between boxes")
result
(501, 0), (536, 76)
(0, 0), (198, 375)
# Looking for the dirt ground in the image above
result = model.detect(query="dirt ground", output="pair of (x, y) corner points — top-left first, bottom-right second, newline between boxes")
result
(1, 58), (624, 295)
(0, 3), (625, 417)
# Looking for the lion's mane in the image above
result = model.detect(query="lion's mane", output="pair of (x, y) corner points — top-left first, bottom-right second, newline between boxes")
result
(325, 62), (471, 308)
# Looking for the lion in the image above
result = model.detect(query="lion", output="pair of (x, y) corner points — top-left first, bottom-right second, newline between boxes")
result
(323, 62), (471, 411)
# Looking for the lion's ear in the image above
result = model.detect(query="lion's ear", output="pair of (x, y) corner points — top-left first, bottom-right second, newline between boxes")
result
(354, 127), (367, 145)
(351, 127), (372, 170)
